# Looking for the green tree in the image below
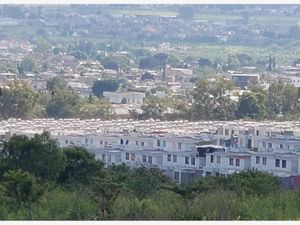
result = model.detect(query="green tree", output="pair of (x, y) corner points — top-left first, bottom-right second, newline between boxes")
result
(92, 79), (119, 97)
(79, 99), (113, 119)
(227, 170), (281, 196)
(46, 76), (68, 96)
(18, 57), (35, 75)
(141, 96), (166, 119)
(139, 57), (159, 70)
(267, 81), (299, 117)
(58, 146), (104, 185)
(237, 92), (267, 119)
(192, 78), (236, 120)
(0, 80), (40, 119)
(90, 176), (124, 219)
(46, 89), (81, 118)
(125, 167), (170, 200)
(0, 132), (66, 181)
(2, 169), (45, 219)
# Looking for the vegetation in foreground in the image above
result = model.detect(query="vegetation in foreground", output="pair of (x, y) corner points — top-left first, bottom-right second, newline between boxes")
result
(0, 133), (299, 220)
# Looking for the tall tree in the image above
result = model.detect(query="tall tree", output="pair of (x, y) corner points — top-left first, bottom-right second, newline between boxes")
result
(46, 89), (81, 118)
(237, 92), (267, 119)
(92, 79), (119, 97)
(0, 132), (66, 181)
(0, 80), (40, 119)
(58, 146), (104, 185)
(192, 78), (236, 120)
(2, 169), (45, 220)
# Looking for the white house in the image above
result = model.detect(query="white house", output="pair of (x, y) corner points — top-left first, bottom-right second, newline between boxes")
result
(204, 150), (252, 176)
(103, 91), (146, 105)
(251, 152), (300, 177)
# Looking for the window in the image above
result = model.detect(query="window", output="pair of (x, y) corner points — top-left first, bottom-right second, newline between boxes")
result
(162, 140), (166, 148)
(126, 153), (129, 160)
(217, 156), (221, 164)
(108, 155), (111, 163)
(167, 154), (171, 162)
(225, 129), (229, 135)
(102, 154), (106, 162)
(256, 130), (259, 136)
(191, 157), (195, 165)
(65, 140), (68, 144)
(174, 172), (179, 181)
(185, 157), (189, 164)
(280, 144), (283, 149)
(275, 159), (280, 167)
(141, 142), (144, 147)
(85, 138), (88, 144)
(172, 142), (176, 149)
(262, 142), (266, 148)
(157, 140), (161, 147)
(136, 141), (139, 146)
(229, 158), (234, 166)
(105, 141), (108, 145)
(210, 155), (214, 163)
(287, 145), (290, 150)
(131, 153), (135, 161)
(100, 140), (103, 145)
(262, 157), (267, 165)
(236, 158), (240, 166)
(282, 160), (286, 168)
(142, 155), (147, 163)
(173, 155), (177, 163)
(268, 143), (272, 148)
(256, 156), (260, 164)
(148, 156), (152, 164)
(178, 143), (182, 150)
(120, 139), (124, 145)
(90, 139), (93, 145)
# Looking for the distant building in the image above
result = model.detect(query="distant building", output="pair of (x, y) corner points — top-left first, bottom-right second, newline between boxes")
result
(0, 72), (17, 83)
(231, 73), (259, 89)
(103, 91), (146, 105)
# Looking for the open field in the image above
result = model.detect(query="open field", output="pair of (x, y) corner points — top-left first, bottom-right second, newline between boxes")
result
(170, 42), (300, 65)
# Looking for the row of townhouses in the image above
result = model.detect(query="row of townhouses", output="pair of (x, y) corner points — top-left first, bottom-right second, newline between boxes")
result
(1, 118), (300, 188)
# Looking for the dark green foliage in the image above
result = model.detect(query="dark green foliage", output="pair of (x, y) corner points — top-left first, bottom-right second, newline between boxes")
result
(125, 167), (170, 199)
(237, 92), (267, 119)
(101, 58), (119, 70)
(192, 78), (236, 120)
(90, 176), (124, 219)
(46, 89), (81, 118)
(139, 56), (160, 70)
(0, 133), (66, 181)
(18, 57), (35, 75)
(92, 79), (119, 97)
(2, 169), (45, 219)
(58, 146), (104, 185)
(0, 135), (300, 220)
(227, 170), (281, 196)
(46, 76), (68, 94)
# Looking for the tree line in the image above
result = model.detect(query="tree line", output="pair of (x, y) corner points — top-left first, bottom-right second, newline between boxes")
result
(0, 133), (299, 220)
(140, 78), (300, 121)
(0, 78), (113, 120)
(1, 76), (300, 121)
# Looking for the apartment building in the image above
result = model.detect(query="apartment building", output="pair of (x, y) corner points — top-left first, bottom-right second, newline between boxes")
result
(1, 118), (300, 186)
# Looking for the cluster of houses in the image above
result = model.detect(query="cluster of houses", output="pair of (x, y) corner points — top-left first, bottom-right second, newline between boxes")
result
(1, 118), (300, 189)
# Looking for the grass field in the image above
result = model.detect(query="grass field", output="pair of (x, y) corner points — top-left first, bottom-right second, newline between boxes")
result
(170, 43), (300, 65)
